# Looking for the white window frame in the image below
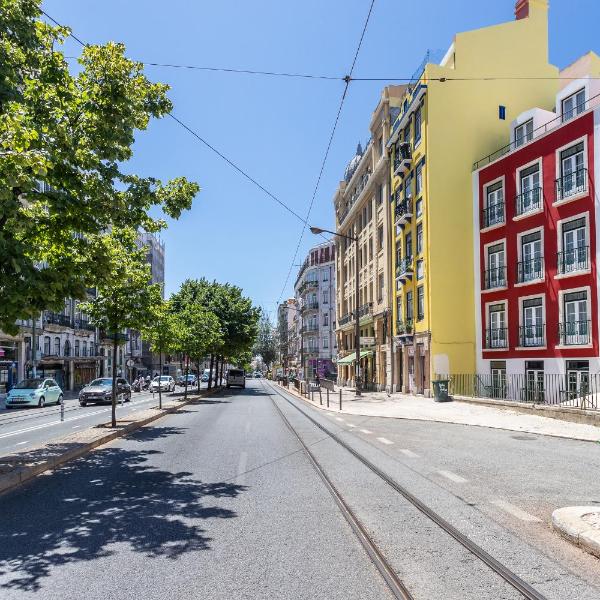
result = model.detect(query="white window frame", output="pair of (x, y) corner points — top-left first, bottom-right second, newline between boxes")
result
(483, 238), (507, 292)
(556, 210), (591, 279)
(515, 226), (544, 287)
(554, 135), (588, 206)
(515, 158), (543, 221)
(514, 118), (533, 148)
(484, 299), (508, 351)
(557, 285), (592, 349)
(517, 293), (546, 349)
(482, 175), (505, 231)
(561, 88), (586, 122)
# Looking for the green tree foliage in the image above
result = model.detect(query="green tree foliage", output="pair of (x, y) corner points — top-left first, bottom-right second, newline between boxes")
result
(0, 1), (199, 332)
(253, 315), (276, 367)
(81, 229), (159, 426)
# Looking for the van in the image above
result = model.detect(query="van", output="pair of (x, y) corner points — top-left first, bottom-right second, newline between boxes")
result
(226, 368), (245, 389)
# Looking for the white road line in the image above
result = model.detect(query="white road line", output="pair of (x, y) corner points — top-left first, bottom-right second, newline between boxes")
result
(438, 470), (468, 483)
(236, 451), (248, 485)
(347, 423), (357, 428)
(359, 429), (372, 434)
(399, 449), (419, 458)
(335, 417), (344, 422)
(491, 499), (541, 522)
(72, 425), (81, 429)
(15, 441), (28, 445)
(377, 437), (394, 445)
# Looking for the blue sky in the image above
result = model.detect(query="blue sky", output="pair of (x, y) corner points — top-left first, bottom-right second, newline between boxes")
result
(43, 0), (599, 319)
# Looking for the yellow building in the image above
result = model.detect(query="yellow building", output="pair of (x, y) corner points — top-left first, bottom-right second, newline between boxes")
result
(389, 0), (559, 394)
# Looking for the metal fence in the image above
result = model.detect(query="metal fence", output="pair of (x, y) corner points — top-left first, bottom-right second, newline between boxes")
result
(436, 373), (599, 410)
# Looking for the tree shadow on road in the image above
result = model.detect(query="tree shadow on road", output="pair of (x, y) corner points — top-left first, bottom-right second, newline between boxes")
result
(0, 425), (247, 592)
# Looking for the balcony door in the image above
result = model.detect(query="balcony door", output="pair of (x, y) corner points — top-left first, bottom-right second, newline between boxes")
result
(520, 232), (542, 282)
(561, 218), (586, 273)
(560, 142), (585, 197)
(488, 304), (506, 348)
(519, 165), (540, 212)
(487, 244), (505, 288)
(522, 298), (543, 346)
(566, 360), (589, 401)
(525, 361), (544, 402)
(563, 290), (588, 345)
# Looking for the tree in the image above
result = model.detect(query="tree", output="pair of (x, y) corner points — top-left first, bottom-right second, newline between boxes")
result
(141, 294), (177, 409)
(0, 1), (199, 332)
(81, 229), (158, 427)
(253, 315), (276, 368)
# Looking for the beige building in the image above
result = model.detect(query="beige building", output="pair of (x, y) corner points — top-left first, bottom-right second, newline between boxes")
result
(333, 86), (406, 390)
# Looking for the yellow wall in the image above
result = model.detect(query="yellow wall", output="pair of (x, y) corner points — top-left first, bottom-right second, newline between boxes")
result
(391, 1), (560, 381)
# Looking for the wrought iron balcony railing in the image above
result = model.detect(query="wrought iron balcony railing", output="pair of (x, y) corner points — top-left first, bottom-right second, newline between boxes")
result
(558, 320), (590, 346)
(515, 186), (542, 216)
(481, 202), (505, 229)
(485, 327), (508, 349)
(556, 168), (587, 201)
(483, 266), (506, 290)
(557, 245), (588, 275)
(517, 257), (544, 283)
(395, 198), (413, 225)
(518, 324), (545, 347)
(396, 320), (413, 335)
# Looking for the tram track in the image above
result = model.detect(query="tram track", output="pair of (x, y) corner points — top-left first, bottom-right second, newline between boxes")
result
(263, 380), (548, 600)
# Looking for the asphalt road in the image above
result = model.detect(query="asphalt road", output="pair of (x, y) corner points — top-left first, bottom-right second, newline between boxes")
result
(0, 379), (598, 599)
(0, 384), (208, 457)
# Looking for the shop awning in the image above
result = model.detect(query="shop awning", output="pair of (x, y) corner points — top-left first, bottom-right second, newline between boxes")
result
(336, 350), (373, 365)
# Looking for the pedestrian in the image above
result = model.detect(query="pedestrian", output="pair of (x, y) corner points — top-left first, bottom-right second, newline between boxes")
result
(315, 374), (320, 387)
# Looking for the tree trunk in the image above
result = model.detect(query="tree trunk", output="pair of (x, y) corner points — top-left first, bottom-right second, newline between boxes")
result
(214, 355), (220, 387)
(184, 355), (190, 400)
(158, 340), (162, 410)
(220, 356), (225, 386)
(208, 353), (214, 390)
(111, 335), (118, 428)
(197, 360), (201, 394)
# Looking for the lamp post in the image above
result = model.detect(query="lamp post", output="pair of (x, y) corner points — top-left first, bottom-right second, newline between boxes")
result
(310, 226), (361, 396)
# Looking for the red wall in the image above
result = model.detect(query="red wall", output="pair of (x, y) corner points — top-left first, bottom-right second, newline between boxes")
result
(478, 111), (598, 360)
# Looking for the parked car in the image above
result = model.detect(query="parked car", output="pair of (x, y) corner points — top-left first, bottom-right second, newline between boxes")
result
(79, 378), (131, 406)
(226, 368), (245, 389)
(6, 378), (63, 408)
(150, 375), (176, 393)
(253, 371), (262, 379)
(201, 373), (209, 382)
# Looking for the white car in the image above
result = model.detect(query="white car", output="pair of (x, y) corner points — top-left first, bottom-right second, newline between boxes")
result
(150, 376), (175, 393)
(226, 369), (245, 389)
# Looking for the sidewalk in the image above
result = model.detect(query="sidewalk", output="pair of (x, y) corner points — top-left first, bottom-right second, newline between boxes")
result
(293, 384), (600, 443)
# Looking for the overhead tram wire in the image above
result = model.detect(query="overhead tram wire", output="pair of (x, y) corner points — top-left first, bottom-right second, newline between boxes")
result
(275, 0), (377, 307)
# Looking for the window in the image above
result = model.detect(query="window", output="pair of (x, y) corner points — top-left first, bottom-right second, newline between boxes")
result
(414, 106), (422, 143)
(415, 163), (423, 196)
(323, 313), (329, 327)
(566, 360), (589, 398)
(405, 232), (413, 258)
(416, 223), (423, 254)
(406, 291), (414, 322)
(64, 340), (71, 357)
(524, 360), (544, 402)
(487, 304), (507, 348)
(396, 296), (402, 322)
(376, 183), (383, 206)
(404, 173), (413, 199)
(323, 336), (329, 349)
(404, 124), (411, 144)
(490, 361), (507, 398)
(499, 105), (506, 120)
(378, 273), (384, 303)
(368, 237), (373, 260)
(82, 340), (87, 357)
(561, 290), (589, 345)
(562, 88), (585, 122)
(53, 337), (60, 356)
(378, 135), (383, 157)
(485, 242), (505, 289)
(516, 163), (541, 215)
(43, 336), (50, 356)
(514, 119), (533, 148)
(557, 142), (586, 200)
(518, 231), (543, 282)
(377, 225), (384, 251)
(416, 259), (424, 280)
(416, 198), (423, 217)
(322, 290), (328, 304)
(559, 217), (588, 273)
(75, 339), (80, 357)
(483, 180), (504, 228)
(417, 286), (424, 321)
(521, 297), (544, 347)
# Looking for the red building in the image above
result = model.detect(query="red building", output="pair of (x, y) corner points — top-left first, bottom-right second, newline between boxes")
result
(472, 64), (600, 402)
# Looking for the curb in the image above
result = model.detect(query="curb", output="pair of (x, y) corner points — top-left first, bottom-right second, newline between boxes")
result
(552, 506), (600, 558)
(0, 386), (222, 496)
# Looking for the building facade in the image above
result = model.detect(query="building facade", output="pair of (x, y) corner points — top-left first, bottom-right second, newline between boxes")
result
(334, 86), (403, 391)
(389, 0), (558, 395)
(294, 242), (336, 380)
(472, 54), (600, 401)
(276, 298), (298, 373)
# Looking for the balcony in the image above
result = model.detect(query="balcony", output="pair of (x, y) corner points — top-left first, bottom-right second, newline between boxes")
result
(338, 313), (353, 327)
(396, 320), (413, 336)
(45, 312), (72, 327)
(396, 256), (414, 282)
(485, 328), (508, 349)
(515, 187), (542, 217)
(518, 324), (545, 347)
(299, 279), (318, 294)
(395, 198), (413, 226)
(557, 245), (588, 275)
(558, 320), (590, 346)
(556, 168), (587, 202)
(393, 142), (412, 176)
(74, 318), (95, 331)
(517, 257), (544, 283)
(301, 324), (319, 334)
(357, 302), (373, 320)
(483, 266), (506, 290)
(481, 202), (504, 229)
(301, 301), (319, 313)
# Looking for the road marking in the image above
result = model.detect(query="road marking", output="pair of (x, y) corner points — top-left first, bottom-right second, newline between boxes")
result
(377, 437), (394, 445)
(236, 451), (248, 485)
(347, 423), (357, 428)
(491, 499), (541, 522)
(399, 449), (419, 458)
(359, 429), (372, 434)
(438, 470), (468, 483)
(72, 425), (80, 429)
(335, 417), (344, 422)
(15, 441), (28, 445)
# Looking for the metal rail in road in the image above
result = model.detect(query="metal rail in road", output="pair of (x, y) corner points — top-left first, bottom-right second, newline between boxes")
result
(263, 380), (548, 600)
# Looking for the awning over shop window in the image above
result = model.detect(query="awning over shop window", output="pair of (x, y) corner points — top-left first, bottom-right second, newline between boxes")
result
(336, 350), (373, 365)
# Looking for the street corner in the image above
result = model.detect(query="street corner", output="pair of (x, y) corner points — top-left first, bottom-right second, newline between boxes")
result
(552, 506), (600, 558)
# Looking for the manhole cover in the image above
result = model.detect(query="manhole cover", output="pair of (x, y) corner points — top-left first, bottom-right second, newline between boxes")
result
(582, 512), (600, 529)
(511, 434), (538, 441)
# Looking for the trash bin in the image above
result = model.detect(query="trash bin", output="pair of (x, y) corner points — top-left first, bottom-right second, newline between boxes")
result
(432, 379), (451, 402)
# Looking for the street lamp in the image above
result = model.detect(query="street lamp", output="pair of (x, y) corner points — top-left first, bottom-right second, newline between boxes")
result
(310, 225), (361, 396)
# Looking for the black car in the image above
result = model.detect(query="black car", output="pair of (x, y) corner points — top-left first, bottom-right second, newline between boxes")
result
(79, 378), (131, 406)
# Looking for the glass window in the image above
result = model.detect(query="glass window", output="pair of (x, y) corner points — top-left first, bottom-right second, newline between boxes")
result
(519, 231), (543, 282)
(377, 225), (384, 250)
(323, 336), (329, 349)
(560, 217), (588, 273)
(406, 291), (414, 322)
(376, 183), (383, 205)
(405, 232), (413, 258)
(514, 119), (533, 148)
(517, 164), (541, 215)
(323, 313), (329, 326)
(521, 298), (544, 347)
(417, 286), (424, 321)
(416, 198), (423, 217)
(54, 337), (60, 356)
(378, 273), (384, 302)
(414, 106), (422, 142)
(558, 142), (585, 199)
(416, 259), (424, 280)
(322, 290), (328, 304)
(483, 180), (504, 228)
(43, 336), (50, 356)
(416, 223), (423, 254)
(82, 341), (87, 357)
(75, 339), (80, 357)
(404, 174), (413, 199)
(485, 242), (505, 289)
(562, 88), (586, 122)
(562, 290), (588, 345)
(416, 163), (423, 196)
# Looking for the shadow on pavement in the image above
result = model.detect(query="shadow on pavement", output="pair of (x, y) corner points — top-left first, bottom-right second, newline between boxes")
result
(0, 425), (247, 592)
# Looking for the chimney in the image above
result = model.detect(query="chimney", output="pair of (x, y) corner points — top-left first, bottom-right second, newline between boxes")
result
(515, 0), (548, 20)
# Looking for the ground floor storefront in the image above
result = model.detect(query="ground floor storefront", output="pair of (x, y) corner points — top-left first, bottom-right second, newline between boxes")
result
(393, 331), (431, 396)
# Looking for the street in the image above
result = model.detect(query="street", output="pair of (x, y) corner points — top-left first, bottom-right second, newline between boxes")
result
(0, 379), (599, 599)
(0, 385), (208, 457)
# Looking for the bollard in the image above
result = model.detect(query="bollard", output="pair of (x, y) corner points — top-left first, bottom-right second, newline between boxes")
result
(319, 388), (322, 405)
(60, 396), (65, 422)
(327, 388), (330, 408)
(311, 388), (314, 402)
(120, 393), (124, 407)
(339, 388), (342, 411)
